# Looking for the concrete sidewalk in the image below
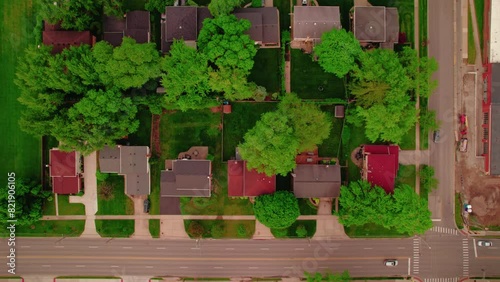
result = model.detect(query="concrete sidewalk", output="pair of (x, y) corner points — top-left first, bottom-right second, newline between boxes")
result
(399, 150), (430, 166)
(42, 214), (343, 220)
(69, 151), (99, 238)
(130, 194), (152, 239)
(160, 217), (189, 239)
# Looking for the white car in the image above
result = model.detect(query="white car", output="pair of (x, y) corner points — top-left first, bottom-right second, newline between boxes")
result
(384, 259), (398, 267)
(477, 240), (493, 247)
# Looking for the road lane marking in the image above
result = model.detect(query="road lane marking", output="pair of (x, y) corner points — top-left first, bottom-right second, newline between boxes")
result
(319, 266), (328, 269)
(20, 246), (31, 248)
(75, 265), (85, 267)
(122, 246), (132, 249)
(213, 266), (224, 269)
(54, 246), (64, 248)
(88, 246), (98, 249)
(41, 265), (51, 267)
(179, 266), (189, 269)
(225, 248), (235, 251)
(363, 247), (372, 250)
(398, 247), (405, 249)
(408, 258), (410, 276)
(260, 248), (270, 250)
(353, 266), (362, 268)
(490, 247), (498, 249)
(156, 247), (166, 250)
(294, 248), (304, 251)
(146, 266), (154, 268)
(111, 266), (119, 268)
(249, 267), (259, 269)
(190, 248), (200, 250)
(283, 266), (293, 269)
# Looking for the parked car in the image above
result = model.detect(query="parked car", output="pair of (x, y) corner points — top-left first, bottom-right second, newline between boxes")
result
(477, 240), (493, 247)
(302, 0), (307, 5)
(433, 130), (440, 143)
(384, 259), (398, 267)
(144, 199), (150, 213)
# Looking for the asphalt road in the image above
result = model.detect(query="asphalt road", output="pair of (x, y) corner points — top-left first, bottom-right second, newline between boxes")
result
(427, 0), (458, 227)
(4, 237), (499, 278)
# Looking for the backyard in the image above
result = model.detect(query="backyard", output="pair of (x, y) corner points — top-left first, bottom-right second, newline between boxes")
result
(290, 49), (346, 99)
(0, 0), (41, 180)
(222, 102), (278, 161)
(249, 49), (281, 94)
(318, 105), (344, 157)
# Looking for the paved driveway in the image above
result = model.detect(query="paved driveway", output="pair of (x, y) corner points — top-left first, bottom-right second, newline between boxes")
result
(130, 194), (151, 239)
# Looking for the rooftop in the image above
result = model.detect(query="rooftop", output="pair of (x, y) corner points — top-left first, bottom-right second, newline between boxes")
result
(161, 159), (212, 197)
(293, 6), (341, 41)
(234, 7), (280, 47)
(49, 149), (81, 194)
(228, 160), (276, 197)
(362, 145), (399, 193)
(43, 22), (94, 54)
(293, 164), (341, 198)
(353, 6), (399, 45)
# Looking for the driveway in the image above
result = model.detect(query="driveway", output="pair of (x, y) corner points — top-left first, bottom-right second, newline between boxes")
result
(314, 198), (348, 239)
(130, 194), (152, 239)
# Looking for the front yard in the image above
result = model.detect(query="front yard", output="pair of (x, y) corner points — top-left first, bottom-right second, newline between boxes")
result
(184, 220), (255, 239)
(14, 221), (85, 237)
(395, 165), (416, 189)
(290, 49), (346, 99)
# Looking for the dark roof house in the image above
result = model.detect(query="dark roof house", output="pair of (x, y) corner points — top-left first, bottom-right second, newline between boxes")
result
(362, 145), (399, 193)
(353, 6), (399, 49)
(293, 164), (341, 198)
(98, 146), (151, 195)
(49, 149), (81, 194)
(103, 11), (151, 47)
(227, 160), (276, 197)
(162, 7), (212, 53)
(292, 6), (341, 41)
(161, 160), (212, 197)
(43, 22), (95, 54)
(233, 7), (280, 48)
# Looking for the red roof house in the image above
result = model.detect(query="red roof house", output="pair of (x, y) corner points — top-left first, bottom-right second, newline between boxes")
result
(43, 22), (95, 54)
(49, 149), (81, 194)
(362, 145), (399, 193)
(228, 160), (276, 197)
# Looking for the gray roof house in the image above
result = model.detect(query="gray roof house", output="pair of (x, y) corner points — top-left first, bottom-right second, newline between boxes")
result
(161, 160), (212, 197)
(233, 7), (280, 48)
(292, 164), (341, 198)
(353, 6), (399, 49)
(292, 6), (341, 42)
(103, 10), (151, 47)
(98, 145), (151, 195)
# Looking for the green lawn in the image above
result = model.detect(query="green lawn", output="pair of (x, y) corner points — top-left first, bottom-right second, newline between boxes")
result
(12, 220), (85, 237)
(95, 220), (135, 238)
(271, 220), (316, 238)
(96, 174), (134, 215)
(58, 195), (85, 215)
(274, 0), (290, 31)
(399, 124), (416, 150)
(318, 106), (343, 157)
(395, 165), (416, 189)
(316, 0), (354, 31)
(298, 199), (318, 215)
(370, 0), (415, 45)
(467, 0), (485, 65)
(222, 102), (278, 161)
(468, 9), (476, 64)
(42, 198), (56, 215)
(249, 49), (281, 93)
(0, 0), (41, 180)
(419, 0), (428, 57)
(149, 219), (160, 238)
(344, 223), (409, 238)
(290, 49), (346, 99)
(184, 220), (255, 238)
(343, 124), (370, 182)
(455, 193), (464, 229)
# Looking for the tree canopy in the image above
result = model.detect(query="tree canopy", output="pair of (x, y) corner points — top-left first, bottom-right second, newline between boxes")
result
(145, 0), (175, 13)
(239, 94), (331, 176)
(314, 29), (362, 78)
(0, 178), (51, 226)
(93, 37), (161, 90)
(197, 15), (257, 73)
(208, 0), (244, 17)
(253, 191), (300, 229)
(338, 180), (432, 235)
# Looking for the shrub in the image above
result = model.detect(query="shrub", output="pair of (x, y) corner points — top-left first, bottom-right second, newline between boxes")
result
(271, 228), (288, 238)
(237, 224), (248, 238)
(254, 191), (300, 229)
(251, 0), (262, 7)
(187, 221), (204, 238)
(296, 224), (308, 238)
(96, 170), (110, 182)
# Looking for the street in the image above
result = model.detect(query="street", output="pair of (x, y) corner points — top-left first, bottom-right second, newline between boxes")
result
(5, 236), (500, 278)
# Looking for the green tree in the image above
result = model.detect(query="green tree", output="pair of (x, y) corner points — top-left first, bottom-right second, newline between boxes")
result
(314, 29), (362, 78)
(208, 67), (256, 100)
(93, 37), (161, 90)
(392, 184), (433, 234)
(52, 88), (139, 154)
(420, 165), (439, 192)
(398, 46), (439, 99)
(254, 191), (300, 229)
(145, 0), (175, 13)
(0, 178), (51, 226)
(419, 108), (440, 132)
(239, 111), (299, 176)
(198, 15), (257, 73)
(161, 40), (213, 111)
(208, 0), (244, 17)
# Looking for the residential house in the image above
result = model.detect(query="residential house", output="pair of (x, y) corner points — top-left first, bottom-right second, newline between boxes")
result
(49, 149), (81, 194)
(352, 6), (399, 49)
(233, 7), (280, 48)
(98, 145), (151, 195)
(161, 7), (212, 53)
(292, 6), (341, 52)
(292, 148), (341, 198)
(43, 22), (95, 54)
(362, 145), (399, 193)
(227, 160), (276, 197)
(103, 11), (151, 47)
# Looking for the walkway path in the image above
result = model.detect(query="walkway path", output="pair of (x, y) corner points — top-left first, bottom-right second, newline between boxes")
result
(314, 198), (348, 239)
(69, 152), (99, 238)
(399, 150), (430, 166)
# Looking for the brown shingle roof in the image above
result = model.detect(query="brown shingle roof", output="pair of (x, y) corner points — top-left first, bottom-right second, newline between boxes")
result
(99, 146), (121, 173)
(354, 6), (399, 45)
(103, 11), (150, 47)
(43, 30), (94, 54)
(293, 164), (341, 198)
(234, 7), (280, 46)
(165, 7), (198, 42)
(161, 160), (212, 197)
(293, 6), (341, 41)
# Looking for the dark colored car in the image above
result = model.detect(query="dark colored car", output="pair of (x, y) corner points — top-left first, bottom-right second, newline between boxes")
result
(433, 130), (440, 143)
(144, 199), (150, 213)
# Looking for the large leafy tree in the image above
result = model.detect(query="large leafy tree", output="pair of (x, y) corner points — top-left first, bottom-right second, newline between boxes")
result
(197, 15), (257, 73)
(398, 47), (438, 99)
(93, 37), (161, 90)
(52, 89), (139, 155)
(145, 0), (175, 13)
(0, 178), (51, 226)
(253, 191), (300, 229)
(161, 40), (213, 111)
(239, 94), (331, 176)
(338, 180), (432, 235)
(208, 0), (244, 17)
(208, 67), (257, 100)
(314, 29), (362, 78)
